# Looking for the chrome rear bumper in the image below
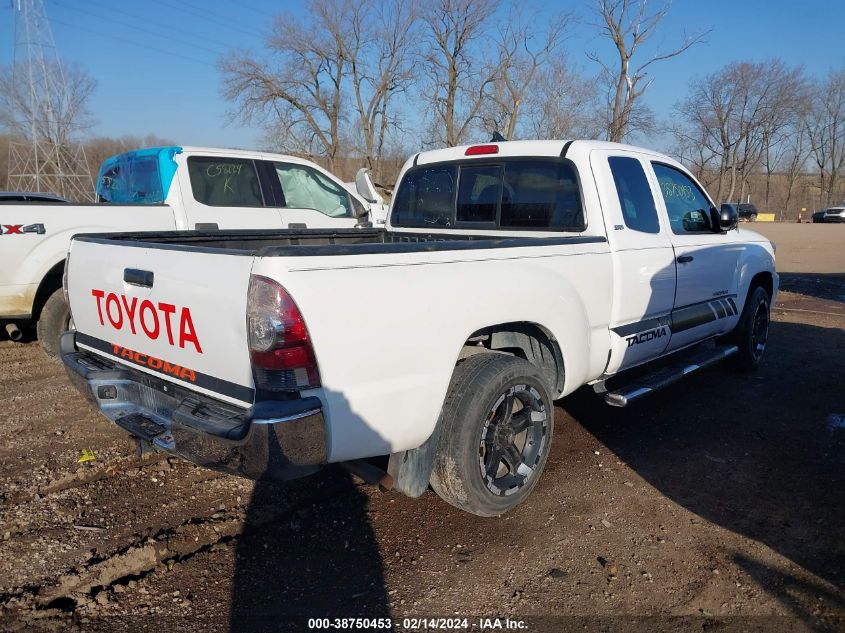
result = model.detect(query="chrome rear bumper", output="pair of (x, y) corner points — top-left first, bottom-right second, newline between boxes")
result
(60, 332), (327, 480)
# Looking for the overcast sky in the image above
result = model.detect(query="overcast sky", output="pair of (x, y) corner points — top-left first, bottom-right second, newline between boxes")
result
(1, 0), (844, 154)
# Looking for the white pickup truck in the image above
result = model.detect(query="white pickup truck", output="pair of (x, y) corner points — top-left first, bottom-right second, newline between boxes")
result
(61, 140), (777, 516)
(0, 145), (386, 357)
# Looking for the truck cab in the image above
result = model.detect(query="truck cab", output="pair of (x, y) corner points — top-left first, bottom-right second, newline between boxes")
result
(95, 146), (375, 230)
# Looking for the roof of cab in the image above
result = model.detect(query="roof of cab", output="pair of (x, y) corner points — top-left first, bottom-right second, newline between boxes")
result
(102, 145), (313, 165)
(412, 139), (669, 165)
(177, 146), (310, 162)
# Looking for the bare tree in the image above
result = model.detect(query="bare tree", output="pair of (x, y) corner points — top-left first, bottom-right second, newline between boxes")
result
(752, 67), (810, 211)
(669, 122), (717, 185)
(220, 0), (417, 176)
(480, 4), (571, 139)
(0, 133), (12, 189)
(0, 61), (96, 146)
(421, 0), (500, 147)
(807, 70), (845, 207)
(590, 0), (707, 143)
(220, 0), (354, 170)
(525, 58), (601, 140)
(675, 60), (804, 203)
(345, 0), (419, 179)
(780, 120), (812, 219)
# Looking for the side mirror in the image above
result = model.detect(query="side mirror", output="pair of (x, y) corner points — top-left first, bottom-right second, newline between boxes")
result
(349, 196), (369, 218)
(355, 167), (383, 205)
(718, 204), (738, 231)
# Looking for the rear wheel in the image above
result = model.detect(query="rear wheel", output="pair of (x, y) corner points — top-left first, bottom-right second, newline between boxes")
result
(37, 288), (71, 362)
(732, 285), (770, 372)
(430, 353), (554, 517)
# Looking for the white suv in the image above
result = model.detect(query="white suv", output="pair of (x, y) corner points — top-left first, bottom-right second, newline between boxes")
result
(823, 207), (845, 223)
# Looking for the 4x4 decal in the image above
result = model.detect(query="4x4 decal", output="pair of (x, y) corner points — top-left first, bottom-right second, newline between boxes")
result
(0, 223), (46, 235)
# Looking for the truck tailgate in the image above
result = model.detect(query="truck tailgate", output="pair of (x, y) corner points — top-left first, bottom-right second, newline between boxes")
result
(66, 238), (256, 407)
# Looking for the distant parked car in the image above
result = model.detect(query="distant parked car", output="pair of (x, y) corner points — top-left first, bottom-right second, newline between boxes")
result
(823, 207), (845, 223)
(723, 202), (758, 222)
(812, 210), (827, 223)
(0, 191), (68, 203)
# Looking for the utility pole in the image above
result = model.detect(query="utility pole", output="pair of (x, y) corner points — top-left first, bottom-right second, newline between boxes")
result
(6, 0), (94, 200)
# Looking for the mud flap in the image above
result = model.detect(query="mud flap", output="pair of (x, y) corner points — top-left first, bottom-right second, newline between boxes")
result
(387, 414), (444, 498)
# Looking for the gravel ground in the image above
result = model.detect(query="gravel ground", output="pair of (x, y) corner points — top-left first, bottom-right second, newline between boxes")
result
(0, 224), (842, 632)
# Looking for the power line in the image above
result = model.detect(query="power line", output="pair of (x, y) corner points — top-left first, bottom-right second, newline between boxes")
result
(226, 0), (275, 18)
(79, 0), (237, 52)
(48, 0), (230, 58)
(153, 0), (260, 38)
(49, 16), (214, 67)
(175, 0), (268, 33)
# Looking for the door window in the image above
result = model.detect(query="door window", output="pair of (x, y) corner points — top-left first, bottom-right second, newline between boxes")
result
(273, 163), (352, 218)
(608, 156), (660, 233)
(651, 163), (713, 234)
(187, 157), (264, 207)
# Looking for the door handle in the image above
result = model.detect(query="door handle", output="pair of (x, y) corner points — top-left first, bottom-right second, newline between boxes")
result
(676, 255), (694, 264)
(124, 268), (154, 288)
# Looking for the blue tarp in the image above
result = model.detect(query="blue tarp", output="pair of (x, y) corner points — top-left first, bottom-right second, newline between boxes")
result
(96, 146), (183, 204)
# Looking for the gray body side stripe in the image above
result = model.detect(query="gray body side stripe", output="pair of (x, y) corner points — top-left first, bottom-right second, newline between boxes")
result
(611, 295), (738, 337)
(612, 316), (670, 338)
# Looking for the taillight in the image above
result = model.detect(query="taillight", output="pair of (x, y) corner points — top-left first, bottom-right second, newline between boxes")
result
(465, 144), (499, 156)
(247, 275), (320, 391)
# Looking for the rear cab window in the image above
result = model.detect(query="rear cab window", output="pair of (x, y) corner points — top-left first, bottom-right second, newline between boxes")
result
(391, 159), (584, 231)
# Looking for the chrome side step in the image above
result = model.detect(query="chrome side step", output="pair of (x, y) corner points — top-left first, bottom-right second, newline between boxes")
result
(600, 344), (739, 407)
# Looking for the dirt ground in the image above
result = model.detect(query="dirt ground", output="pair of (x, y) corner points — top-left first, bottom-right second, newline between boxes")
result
(0, 224), (843, 632)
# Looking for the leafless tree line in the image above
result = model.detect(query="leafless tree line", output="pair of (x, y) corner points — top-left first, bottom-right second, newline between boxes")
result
(219, 0), (845, 214)
(672, 62), (845, 214)
(3, 0), (843, 215)
(220, 0), (706, 181)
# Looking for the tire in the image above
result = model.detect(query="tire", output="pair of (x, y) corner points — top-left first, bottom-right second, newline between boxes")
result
(731, 285), (770, 372)
(36, 288), (71, 362)
(749, 213), (757, 222)
(430, 353), (554, 517)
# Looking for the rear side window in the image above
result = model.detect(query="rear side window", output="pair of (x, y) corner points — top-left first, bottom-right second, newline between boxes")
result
(97, 156), (163, 204)
(392, 159), (583, 231)
(608, 156), (660, 234)
(187, 157), (263, 207)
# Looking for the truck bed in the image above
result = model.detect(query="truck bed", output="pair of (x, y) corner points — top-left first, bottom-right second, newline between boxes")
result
(73, 228), (605, 256)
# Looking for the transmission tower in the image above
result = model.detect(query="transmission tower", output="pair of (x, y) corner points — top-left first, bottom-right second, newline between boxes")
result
(6, 0), (94, 201)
